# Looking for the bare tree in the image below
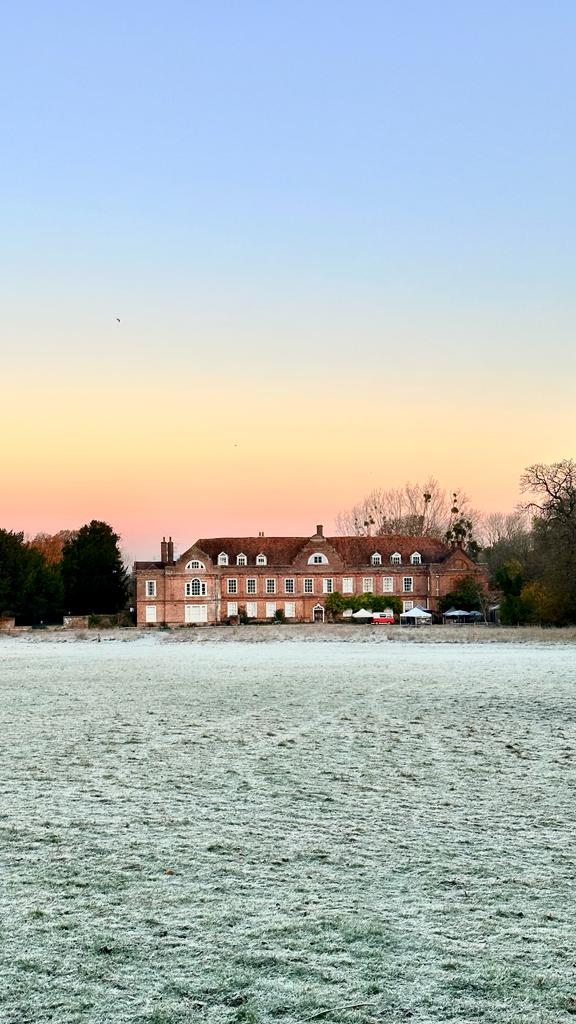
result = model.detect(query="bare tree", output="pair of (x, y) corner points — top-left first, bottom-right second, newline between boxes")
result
(520, 460), (576, 539)
(336, 479), (480, 539)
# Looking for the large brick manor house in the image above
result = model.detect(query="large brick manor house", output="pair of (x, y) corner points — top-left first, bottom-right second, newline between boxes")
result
(134, 525), (486, 625)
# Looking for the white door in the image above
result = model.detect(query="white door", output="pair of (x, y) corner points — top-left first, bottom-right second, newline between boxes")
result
(145, 605), (157, 623)
(185, 604), (208, 623)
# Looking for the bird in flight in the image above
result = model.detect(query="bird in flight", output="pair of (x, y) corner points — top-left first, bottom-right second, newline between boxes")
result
(116, 318), (121, 322)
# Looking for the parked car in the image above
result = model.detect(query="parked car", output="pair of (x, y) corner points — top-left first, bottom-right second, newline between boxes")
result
(371, 612), (395, 624)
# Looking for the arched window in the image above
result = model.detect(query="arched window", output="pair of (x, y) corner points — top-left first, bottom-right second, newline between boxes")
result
(185, 578), (207, 597)
(185, 559), (205, 571)
(390, 552), (402, 565)
(371, 552), (382, 566)
(256, 553), (267, 566)
(308, 552), (328, 565)
(218, 552), (229, 566)
(410, 552), (422, 565)
(236, 553), (247, 566)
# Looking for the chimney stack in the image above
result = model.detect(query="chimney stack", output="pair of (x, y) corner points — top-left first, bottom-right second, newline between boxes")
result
(160, 537), (168, 563)
(167, 536), (174, 563)
(314, 524), (324, 538)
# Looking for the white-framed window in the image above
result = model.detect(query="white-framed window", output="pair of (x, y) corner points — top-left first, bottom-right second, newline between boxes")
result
(284, 602), (296, 618)
(218, 552), (229, 566)
(342, 578), (354, 594)
(304, 578), (314, 593)
(246, 578), (257, 594)
(371, 553), (382, 566)
(236, 553), (247, 566)
(256, 553), (267, 566)
(185, 578), (207, 597)
(403, 577), (414, 593)
(227, 578), (238, 595)
(185, 559), (205, 571)
(402, 600), (414, 613)
(391, 552), (402, 565)
(266, 578), (276, 594)
(265, 602), (276, 618)
(410, 552), (422, 565)
(185, 604), (207, 623)
(382, 576), (394, 593)
(362, 577), (373, 593)
(323, 578), (333, 594)
(227, 602), (238, 616)
(308, 552), (329, 565)
(145, 605), (157, 623)
(246, 601), (257, 618)
(284, 578), (295, 594)
(145, 580), (157, 597)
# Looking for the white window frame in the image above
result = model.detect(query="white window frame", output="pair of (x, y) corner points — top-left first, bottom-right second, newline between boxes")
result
(185, 578), (207, 597)
(382, 576), (394, 593)
(218, 552), (229, 566)
(284, 602), (296, 618)
(342, 577), (354, 594)
(322, 578), (334, 594)
(185, 559), (205, 571)
(391, 552), (402, 565)
(145, 605), (157, 623)
(246, 578), (257, 594)
(308, 552), (328, 565)
(410, 552), (422, 565)
(284, 578), (295, 594)
(265, 602), (276, 618)
(304, 578), (314, 594)
(185, 604), (207, 623)
(371, 553), (382, 566)
(362, 577), (373, 593)
(402, 600), (414, 613)
(145, 580), (157, 597)
(403, 577), (414, 593)
(266, 578), (276, 594)
(227, 602), (238, 617)
(246, 601), (257, 618)
(256, 553), (267, 566)
(227, 578), (238, 595)
(236, 553), (247, 566)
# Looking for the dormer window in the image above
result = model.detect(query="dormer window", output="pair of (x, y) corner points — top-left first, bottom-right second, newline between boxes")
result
(410, 552), (422, 565)
(185, 559), (205, 571)
(236, 553), (247, 566)
(371, 552), (382, 566)
(256, 553), (267, 566)
(308, 552), (328, 565)
(218, 552), (229, 566)
(390, 552), (402, 565)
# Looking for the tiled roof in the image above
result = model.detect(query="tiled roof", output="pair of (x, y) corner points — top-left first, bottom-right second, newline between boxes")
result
(133, 561), (164, 570)
(185, 534), (451, 567)
(328, 535), (449, 564)
(193, 537), (307, 566)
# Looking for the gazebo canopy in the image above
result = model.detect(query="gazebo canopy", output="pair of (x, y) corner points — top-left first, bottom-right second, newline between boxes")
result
(400, 606), (432, 619)
(443, 608), (473, 618)
(351, 608), (374, 619)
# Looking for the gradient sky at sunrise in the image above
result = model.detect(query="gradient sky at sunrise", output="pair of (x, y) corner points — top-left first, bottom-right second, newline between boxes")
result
(2, 1), (575, 560)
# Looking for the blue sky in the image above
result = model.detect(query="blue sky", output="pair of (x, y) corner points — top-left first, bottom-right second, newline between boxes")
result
(2, 2), (575, 552)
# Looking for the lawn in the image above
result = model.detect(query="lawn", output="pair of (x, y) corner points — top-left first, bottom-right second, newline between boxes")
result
(0, 638), (574, 1023)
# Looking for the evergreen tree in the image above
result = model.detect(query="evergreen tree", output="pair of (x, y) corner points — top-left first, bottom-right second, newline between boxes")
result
(61, 521), (128, 615)
(0, 529), (63, 623)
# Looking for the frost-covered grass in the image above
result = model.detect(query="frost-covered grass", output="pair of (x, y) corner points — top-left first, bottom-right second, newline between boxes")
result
(0, 639), (574, 1023)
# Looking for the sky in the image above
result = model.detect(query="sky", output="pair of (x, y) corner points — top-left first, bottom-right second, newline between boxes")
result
(2, 1), (575, 560)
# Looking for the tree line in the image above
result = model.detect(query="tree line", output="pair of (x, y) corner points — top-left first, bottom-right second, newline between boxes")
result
(2, 459), (576, 625)
(0, 521), (129, 624)
(336, 459), (576, 625)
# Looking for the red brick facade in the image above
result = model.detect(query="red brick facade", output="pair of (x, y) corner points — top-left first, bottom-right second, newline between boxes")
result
(134, 525), (486, 626)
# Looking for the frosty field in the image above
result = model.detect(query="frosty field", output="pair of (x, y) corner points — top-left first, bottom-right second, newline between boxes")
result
(0, 639), (574, 1024)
